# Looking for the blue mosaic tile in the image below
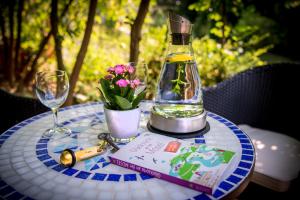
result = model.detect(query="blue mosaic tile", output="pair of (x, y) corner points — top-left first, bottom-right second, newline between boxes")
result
(6, 191), (24, 200)
(233, 130), (244, 134)
(0, 135), (9, 139)
(195, 139), (206, 144)
(224, 122), (234, 126)
(37, 154), (51, 161)
(124, 174), (137, 181)
(242, 149), (254, 155)
(234, 168), (248, 176)
(44, 160), (58, 167)
(219, 181), (233, 191)
(107, 174), (121, 182)
(0, 186), (14, 196)
(75, 171), (91, 179)
(36, 149), (48, 155)
(52, 164), (67, 172)
(102, 162), (110, 168)
(62, 121), (70, 125)
(226, 175), (242, 184)
(213, 189), (224, 198)
(38, 139), (49, 143)
(194, 193), (211, 200)
(0, 180), (6, 187)
(62, 168), (78, 176)
(36, 144), (47, 149)
(242, 155), (254, 161)
(97, 157), (106, 163)
(236, 134), (247, 139)
(9, 126), (21, 131)
(239, 139), (250, 144)
(218, 119), (227, 123)
(25, 119), (34, 123)
(90, 164), (100, 171)
(18, 122), (28, 126)
(92, 173), (107, 181)
(140, 173), (154, 180)
(238, 161), (252, 169)
(241, 144), (253, 149)
(228, 126), (239, 130)
(23, 197), (35, 200)
(3, 130), (14, 135)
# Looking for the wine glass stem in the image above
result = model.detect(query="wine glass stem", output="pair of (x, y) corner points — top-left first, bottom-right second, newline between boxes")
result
(52, 108), (59, 129)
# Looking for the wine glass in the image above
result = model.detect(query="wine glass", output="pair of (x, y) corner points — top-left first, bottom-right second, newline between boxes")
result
(35, 70), (71, 139)
(128, 62), (148, 126)
(128, 62), (148, 96)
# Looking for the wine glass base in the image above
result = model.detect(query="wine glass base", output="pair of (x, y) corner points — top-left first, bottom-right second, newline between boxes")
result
(43, 126), (72, 140)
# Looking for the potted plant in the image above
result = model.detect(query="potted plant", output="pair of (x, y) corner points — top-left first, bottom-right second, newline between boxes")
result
(98, 64), (146, 142)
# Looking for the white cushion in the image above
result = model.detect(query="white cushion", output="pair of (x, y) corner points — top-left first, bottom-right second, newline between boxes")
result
(239, 125), (300, 182)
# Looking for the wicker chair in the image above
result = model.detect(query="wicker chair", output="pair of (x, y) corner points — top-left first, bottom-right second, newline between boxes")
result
(202, 63), (300, 194)
(203, 63), (299, 140)
(0, 89), (48, 133)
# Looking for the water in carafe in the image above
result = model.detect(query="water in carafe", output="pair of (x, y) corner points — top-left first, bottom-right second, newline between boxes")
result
(153, 13), (204, 118)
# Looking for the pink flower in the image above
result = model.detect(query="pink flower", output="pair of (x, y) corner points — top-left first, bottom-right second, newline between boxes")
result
(104, 74), (113, 80)
(107, 67), (115, 73)
(127, 65), (135, 74)
(129, 79), (141, 88)
(114, 65), (125, 75)
(133, 79), (141, 86)
(116, 79), (129, 87)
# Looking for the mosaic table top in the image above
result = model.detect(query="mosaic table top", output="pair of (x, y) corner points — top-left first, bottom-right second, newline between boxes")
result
(0, 101), (255, 200)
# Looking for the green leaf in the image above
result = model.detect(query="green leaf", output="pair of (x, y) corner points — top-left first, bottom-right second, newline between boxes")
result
(115, 95), (132, 110)
(99, 79), (113, 102)
(132, 91), (145, 109)
(126, 88), (135, 102)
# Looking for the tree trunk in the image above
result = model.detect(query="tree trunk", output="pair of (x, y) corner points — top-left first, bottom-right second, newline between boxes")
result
(0, 5), (9, 82)
(51, 0), (65, 71)
(129, 0), (150, 63)
(21, 0), (73, 89)
(15, 0), (24, 75)
(65, 0), (98, 106)
(8, 0), (16, 85)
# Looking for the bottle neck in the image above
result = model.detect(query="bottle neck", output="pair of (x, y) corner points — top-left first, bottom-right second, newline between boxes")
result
(167, 33), (193, 56)
(167, 42), (193, 56)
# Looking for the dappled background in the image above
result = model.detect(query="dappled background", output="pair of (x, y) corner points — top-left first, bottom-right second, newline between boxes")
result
(0, 0), (299, 104)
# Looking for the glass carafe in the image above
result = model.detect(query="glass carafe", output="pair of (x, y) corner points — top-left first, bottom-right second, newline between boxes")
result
(152, 13), (204, 119)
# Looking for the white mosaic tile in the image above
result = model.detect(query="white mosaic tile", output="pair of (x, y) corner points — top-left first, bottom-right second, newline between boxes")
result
(21, 171), (36, 180)
(32, 175), (47, 185)
(98, 191), (115, 200)
(67, 187), (83, 197)
(81, 189), (99, 200)
(114, 191), (131, 200)
(16, 166), (31, 175)
(34, 166), (48, 175)
(24, 185), (42, 196)
(5, 175), (21, 185)
(40, 181), (56, 190)
(34, 190), (53, 200)
(51, 193), (66, 200)
(81, 180), (97, 189)
(131, 190), (151, 200)
(14, 180), (31, 191)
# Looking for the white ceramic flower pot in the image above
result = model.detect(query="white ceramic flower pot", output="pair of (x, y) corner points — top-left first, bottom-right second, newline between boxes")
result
(104, 107), (141, 140)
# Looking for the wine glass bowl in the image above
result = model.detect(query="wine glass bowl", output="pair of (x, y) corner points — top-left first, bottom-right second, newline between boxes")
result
(35, 70), (71, 139)
(128, 62), (148, 96)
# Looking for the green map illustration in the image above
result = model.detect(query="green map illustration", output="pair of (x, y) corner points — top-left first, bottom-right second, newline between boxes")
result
(169, 145), (235, 181)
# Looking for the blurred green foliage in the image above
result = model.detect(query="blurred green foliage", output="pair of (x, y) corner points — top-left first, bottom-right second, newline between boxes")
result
(13, 0), (287, 102)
